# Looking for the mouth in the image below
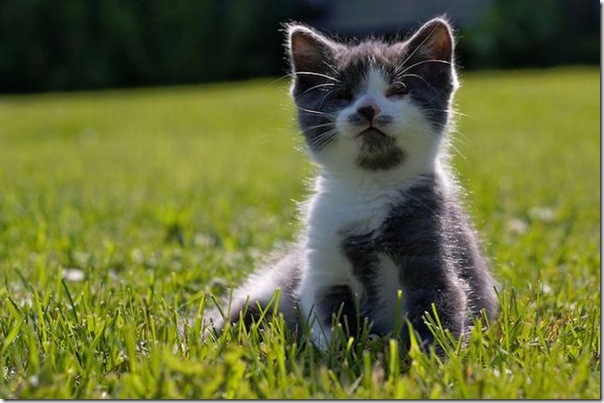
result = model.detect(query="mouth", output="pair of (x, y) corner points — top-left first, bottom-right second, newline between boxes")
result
(355, 127), (405, 171)
(357, 127), (393, 150)
(357, 127), (388, 139)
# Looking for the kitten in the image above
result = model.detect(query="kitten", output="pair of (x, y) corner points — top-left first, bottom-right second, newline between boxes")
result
(206, 17), (498, 351)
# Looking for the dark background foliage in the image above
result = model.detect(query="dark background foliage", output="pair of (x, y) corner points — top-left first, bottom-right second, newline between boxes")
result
(0, 0), (598, 94)
(460, 0), (599, 69)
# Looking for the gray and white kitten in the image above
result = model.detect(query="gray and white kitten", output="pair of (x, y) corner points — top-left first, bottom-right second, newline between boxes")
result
(207, 18), (498, 351)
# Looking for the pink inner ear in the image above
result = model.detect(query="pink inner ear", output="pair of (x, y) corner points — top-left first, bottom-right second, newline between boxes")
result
(428, 28), (452, 59)
(412, 21), (453, 61)
(291, 32), (319, 58)
(290, 31), (329, 73)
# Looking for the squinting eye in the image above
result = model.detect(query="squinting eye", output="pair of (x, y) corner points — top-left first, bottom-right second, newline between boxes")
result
(386, 85), (408, 98)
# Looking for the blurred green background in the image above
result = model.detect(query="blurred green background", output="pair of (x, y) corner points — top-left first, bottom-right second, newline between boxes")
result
(0, 0), (599, 94)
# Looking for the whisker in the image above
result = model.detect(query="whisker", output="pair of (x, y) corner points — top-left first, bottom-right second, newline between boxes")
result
(322, 61), (342, 78)
(449, 129), (473, 147)
(421, 108), (471, 119)
(452, 109), (474, 120)
(268, 74), (293, 85)
(447, 140), (467, 161)
(450, 129), (477, 156)
(309, 128), (337, 149)
(398, 73), (423, 81)
(398, 73), (438, 93)
(304, 122), (335, 131)
(297, 107), (328, 116)
(292, 71), (341, 82)
(299, 82), (337, 96)
(397, 59), (451, 76)
(391, 80), (408, 89)
(318, 90), (334, 109)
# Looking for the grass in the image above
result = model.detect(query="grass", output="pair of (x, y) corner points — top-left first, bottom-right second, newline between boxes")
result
(0, 67), (599, 399)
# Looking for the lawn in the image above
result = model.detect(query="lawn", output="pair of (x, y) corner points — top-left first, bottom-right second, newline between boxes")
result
(0, 67), (599, 398)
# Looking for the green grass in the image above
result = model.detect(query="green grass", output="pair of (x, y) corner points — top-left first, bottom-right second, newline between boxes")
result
(0, 67), (599, 399)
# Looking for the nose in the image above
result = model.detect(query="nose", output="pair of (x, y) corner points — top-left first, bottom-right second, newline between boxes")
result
(356, 98), (381, 123)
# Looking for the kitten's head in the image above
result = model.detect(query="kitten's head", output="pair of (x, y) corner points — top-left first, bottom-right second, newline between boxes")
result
(287, 18), (458, 175)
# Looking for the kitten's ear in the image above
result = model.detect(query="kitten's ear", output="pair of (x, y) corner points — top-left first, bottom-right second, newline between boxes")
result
(405, 18), (455, 64)
(287, 24), (338, 74)
(398, 18), (457, 88)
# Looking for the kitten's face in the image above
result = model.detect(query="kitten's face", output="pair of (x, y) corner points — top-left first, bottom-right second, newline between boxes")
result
(288, 18), (458, 174)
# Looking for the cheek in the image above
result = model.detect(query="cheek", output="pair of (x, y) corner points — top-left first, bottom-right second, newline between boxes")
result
(387, 100), (430, 134)
(333, 107), (359, 137)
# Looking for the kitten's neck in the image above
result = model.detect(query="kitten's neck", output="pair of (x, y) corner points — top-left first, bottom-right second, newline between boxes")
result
(315, 154), (444, 195)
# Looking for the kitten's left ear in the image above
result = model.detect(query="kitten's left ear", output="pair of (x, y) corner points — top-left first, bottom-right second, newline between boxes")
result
(405, 17), (455, 64)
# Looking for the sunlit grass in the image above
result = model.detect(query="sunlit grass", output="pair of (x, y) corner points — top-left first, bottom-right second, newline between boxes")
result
(0, 67), (599, 398)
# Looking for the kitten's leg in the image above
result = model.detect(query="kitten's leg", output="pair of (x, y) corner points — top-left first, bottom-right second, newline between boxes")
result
(404, 288), (465, 347)
(317, 284), (359, 338)
(300, 230), (363, 349)
(399, 257), (467, 351)
(298, 269), (361, 350)
(299, 284), (358, 350)
(298, 278), (331, 350)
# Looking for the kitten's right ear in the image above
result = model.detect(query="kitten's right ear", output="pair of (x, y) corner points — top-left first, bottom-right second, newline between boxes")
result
(286, 24), (339, 76)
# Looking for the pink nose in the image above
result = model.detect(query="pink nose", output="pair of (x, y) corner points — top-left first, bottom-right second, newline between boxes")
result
(356, 98), (381, 122)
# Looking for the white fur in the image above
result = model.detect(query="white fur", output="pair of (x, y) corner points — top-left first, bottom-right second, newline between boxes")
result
(372, 253), (404, 329)
(232, 268), (283, 313)
(297, 68), (444, 349)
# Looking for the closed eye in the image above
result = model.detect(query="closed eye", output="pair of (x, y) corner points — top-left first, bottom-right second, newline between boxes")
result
(386, 84), (408, 98)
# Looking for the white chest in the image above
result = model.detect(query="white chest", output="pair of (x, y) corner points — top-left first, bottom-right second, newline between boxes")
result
(306, 188), (392, 243)
(301, 176), (406, 288)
